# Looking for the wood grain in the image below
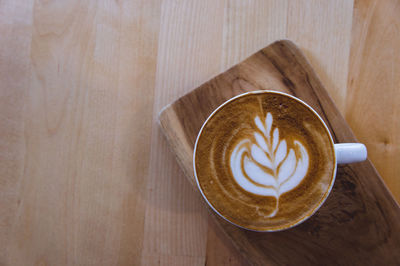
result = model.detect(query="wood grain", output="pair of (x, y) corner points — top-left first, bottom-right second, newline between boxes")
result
(159, 40), (400, 265)
(0, 0), (398, 265)
(347, 0), (400, 202)
(141, 1), (226, 265)
(287, 0), (354, 111)
(1, 0), (162, 265)
(0, 0), (34, 263)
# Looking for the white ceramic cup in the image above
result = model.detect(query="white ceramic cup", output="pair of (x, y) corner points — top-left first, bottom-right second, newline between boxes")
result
(193, 90), (367, 231)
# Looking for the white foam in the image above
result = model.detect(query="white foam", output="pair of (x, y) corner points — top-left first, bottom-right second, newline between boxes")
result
(243, 156), (277, 187)
(265, 113), (273, 136)
(230, 140), (278, 197)
(278, 149), (296, 183)
(274, 139), (287, 166)
(253, 132), (268, 152)
(254, 116), (266, 135)
(229, 113), (309, 217)
(279, 141), (309, 194)
(272, 128), (279, 151)
(251, 144), (273, 168)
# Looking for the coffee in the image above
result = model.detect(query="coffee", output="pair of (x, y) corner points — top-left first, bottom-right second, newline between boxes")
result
(194, 91), (336, 231)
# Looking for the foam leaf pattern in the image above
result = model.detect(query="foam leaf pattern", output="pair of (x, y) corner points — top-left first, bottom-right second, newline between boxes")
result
(229, 112), (309, 217)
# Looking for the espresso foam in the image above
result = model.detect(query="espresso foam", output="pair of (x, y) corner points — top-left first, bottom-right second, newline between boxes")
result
(230, 113), (309, 196)
(195, 92), (335, 231)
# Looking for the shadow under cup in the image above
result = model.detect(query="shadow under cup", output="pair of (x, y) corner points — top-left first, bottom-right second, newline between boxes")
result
(193, 90), (337, 232)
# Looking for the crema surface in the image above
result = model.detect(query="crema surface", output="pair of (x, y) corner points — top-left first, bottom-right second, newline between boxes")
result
(195, 92), (335, 231)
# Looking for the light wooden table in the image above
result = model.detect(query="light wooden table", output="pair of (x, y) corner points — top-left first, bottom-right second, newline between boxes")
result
(1, 0), (398, 265)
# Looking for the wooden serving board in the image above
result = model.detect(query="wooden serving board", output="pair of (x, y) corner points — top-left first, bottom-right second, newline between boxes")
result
(158, 40), (400, 265)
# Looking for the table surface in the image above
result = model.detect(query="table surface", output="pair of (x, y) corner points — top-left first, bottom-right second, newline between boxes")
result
(1, 0), (399, 265)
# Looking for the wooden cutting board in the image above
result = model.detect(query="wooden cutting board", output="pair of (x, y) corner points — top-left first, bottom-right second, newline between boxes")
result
(158, 40), (400, 265)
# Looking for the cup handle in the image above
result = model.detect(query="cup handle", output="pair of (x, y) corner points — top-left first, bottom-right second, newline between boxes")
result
(334, 143), (367, 164)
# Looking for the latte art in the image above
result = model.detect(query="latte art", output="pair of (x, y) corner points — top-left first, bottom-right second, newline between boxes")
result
(229, 113), (309, 217)
(194, 92), (335, 231)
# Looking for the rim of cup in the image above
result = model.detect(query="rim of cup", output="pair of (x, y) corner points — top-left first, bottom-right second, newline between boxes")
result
(193, 90), (337, 232)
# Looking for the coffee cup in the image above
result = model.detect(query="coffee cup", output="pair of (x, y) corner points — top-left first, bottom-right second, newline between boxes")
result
(193, 90), (367, 232)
